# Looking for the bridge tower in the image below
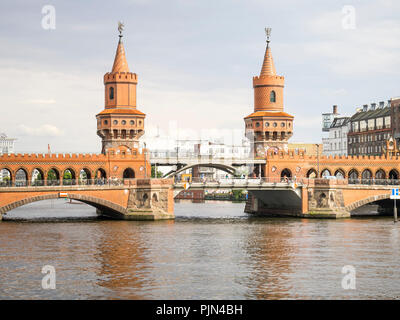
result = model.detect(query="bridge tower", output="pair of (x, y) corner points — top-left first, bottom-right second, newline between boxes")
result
(244, 29), (294, 159)
(96, 26), (146, 154)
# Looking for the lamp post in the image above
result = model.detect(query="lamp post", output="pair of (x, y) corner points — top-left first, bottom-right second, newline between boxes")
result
(144, 142), (147, 178)
(316, 143), (320, 178)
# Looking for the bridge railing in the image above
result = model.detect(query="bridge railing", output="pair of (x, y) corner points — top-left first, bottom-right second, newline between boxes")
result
(178, 176), (299, 185)
(0, 178), (135, 188)
(176, 177), (400, 187)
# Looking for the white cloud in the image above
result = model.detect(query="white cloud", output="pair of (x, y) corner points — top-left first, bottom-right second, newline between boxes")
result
(18, 124), (63, 137)
(304, 6), (400, 75)
(24, 99), (56, 105)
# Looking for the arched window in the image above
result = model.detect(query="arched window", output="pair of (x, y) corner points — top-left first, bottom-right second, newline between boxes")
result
(109, 87), (114, 100)
(270, 90), (276, 102)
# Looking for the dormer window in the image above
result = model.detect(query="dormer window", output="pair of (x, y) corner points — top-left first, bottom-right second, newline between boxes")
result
(270, 90), (276, 102)
(109, 87), (114, 100)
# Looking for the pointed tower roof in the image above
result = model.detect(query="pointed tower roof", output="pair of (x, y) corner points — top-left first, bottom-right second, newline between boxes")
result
(260, 45), (276, 76)
(260, 28), (276, 76)
(112, 37), (130, 73)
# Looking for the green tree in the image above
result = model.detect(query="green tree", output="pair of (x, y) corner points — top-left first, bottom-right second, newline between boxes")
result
(151, 165), (163, 178)
(47, 169), (57, 181)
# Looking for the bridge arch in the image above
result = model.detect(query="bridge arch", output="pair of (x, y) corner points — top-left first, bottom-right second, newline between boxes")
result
(31, 168), (45, 186)
(0, 193), (127, 216)
(79, 168), (92, 183)
(321, 168), (331, 178)
(123, 168), (135, 179)
(389, 169), (399, 180)
(0, 168), (12, 187)
(15, 168), (28, 187)
(306, 168), (317, 178)
(163, 163), (236, 178)
(334, 168), (345, 179)
(375, 169), (386, 180)
(345, 193), (391, 212)
(96, 168), (107, 179)
(47, 168), (60, 185)
(63, 168), (76, 185)
(361, 169), (373, 184)
(280, 168), (292, 179)
(348, 169), (359, 184)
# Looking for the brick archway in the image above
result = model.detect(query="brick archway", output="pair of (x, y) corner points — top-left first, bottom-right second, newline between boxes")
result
(0, 193), (127, 216)
(345, 193), (391, 212)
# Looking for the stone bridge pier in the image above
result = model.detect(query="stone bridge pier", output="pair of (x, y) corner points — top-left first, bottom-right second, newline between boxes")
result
(245, 179), (394, 219)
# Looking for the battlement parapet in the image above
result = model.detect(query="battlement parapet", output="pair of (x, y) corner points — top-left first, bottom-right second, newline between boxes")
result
(253, 75), (284, 87)
(0, 152), (109, 162)
(265, 151), (395, 162)
(104, 72), (138, 83)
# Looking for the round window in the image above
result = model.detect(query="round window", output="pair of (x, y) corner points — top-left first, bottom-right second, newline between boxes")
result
(265, 122), (270, 127)
(130, 120), (135, 125)
(113, 120), (118, 125)
(256, 122), (260, 127)
(281, 122), (285, 127)
(122, 120), (126, 125)
(273, 122), (277, 127)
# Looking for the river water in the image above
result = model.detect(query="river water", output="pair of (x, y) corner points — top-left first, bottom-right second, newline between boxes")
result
(0, 200), (399, 300)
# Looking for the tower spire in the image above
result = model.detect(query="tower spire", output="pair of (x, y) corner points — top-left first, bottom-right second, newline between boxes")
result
(260, 27), (276, 76)
(112, 21), (130, 73)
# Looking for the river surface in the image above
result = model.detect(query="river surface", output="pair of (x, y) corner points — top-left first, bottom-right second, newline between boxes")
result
(0, 200), (399, 300)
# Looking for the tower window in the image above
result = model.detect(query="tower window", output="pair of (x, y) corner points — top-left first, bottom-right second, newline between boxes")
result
(109, 87), (114, 100)
(270, 90), (276, 103)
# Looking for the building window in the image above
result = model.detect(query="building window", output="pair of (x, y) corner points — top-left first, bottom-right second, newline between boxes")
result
(281, 122), (285, 127)
(109, 87), (114, 100)
(122, 120), (126, 125)
(130, 120), (135, 125)
(265, 122), (269, 127)
(104, 120), (108, 125)
(273, 122), (277, 127)
(113, 120), (118, 125)
(256, 122), (260, 127)
(270, 91), (276, 102)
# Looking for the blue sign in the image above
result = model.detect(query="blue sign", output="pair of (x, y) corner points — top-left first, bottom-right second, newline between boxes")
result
(391, 188), (400, 199)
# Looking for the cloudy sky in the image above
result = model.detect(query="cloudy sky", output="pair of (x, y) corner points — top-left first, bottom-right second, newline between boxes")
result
(0, 0), (400, 153)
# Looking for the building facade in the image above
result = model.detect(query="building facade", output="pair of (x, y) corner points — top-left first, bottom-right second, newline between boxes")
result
(0, 134), (16, 182)
(347, 102), (391, 156)
(322, 105), (339, 132)
(390, 97), (400, 144)
(244, 32), (294, 160)
(0, 133), (16, 155)
(322, 117), (350, 156)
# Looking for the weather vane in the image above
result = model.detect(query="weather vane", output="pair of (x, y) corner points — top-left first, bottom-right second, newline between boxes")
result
(265, 27), (271, 47)
(118, 21), (124, 37)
